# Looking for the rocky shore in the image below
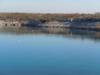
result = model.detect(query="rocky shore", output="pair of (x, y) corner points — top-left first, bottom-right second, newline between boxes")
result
(0, 13), (100, 30)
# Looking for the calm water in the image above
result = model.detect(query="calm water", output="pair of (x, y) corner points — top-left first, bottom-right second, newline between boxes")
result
(0, 28), (100, 75)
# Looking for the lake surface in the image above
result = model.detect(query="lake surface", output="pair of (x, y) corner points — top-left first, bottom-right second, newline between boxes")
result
(0, 28), (100, 75)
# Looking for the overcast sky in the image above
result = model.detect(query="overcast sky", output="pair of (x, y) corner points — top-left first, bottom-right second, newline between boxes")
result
(0, 0), (100, 13)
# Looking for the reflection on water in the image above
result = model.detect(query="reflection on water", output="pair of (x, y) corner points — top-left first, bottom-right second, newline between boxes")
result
(0, 27), (100, 41)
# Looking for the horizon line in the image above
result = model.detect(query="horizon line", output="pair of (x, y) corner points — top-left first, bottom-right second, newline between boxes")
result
(0, 12), (100, 14)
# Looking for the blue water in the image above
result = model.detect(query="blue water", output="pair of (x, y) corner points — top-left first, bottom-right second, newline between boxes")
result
(0, 33), (100, 75)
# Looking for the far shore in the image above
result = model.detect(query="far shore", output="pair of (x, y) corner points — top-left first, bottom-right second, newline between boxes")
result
(0, 13), (100, 30)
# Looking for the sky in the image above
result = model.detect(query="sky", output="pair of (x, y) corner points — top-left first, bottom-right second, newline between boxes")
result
(0, 0), (100, 13)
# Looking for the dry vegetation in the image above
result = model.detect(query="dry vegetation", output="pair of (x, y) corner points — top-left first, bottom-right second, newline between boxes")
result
(0, 13), (100, 22)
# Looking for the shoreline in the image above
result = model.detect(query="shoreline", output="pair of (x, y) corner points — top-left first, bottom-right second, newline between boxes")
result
(0, 13), (100, 30)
